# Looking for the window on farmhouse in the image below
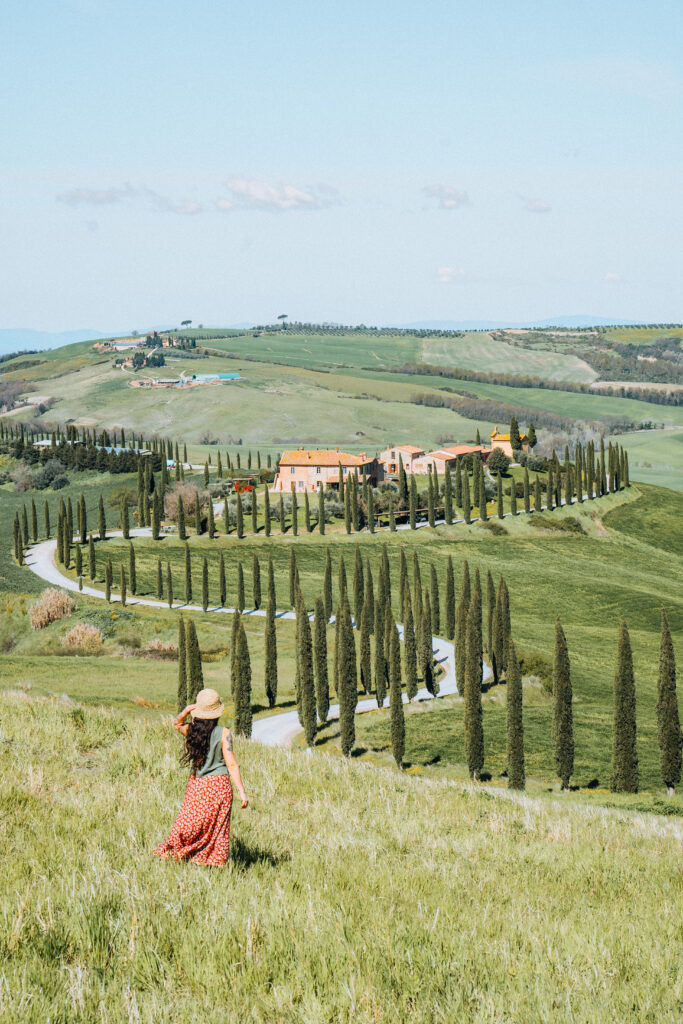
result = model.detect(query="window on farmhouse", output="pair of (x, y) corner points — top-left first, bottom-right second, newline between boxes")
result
(290, 467), (295, 474)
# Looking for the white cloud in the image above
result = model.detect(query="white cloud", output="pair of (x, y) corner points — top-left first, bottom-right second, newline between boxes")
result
(57, 183), (202, 215)
(436, 266), (465, 284)
(423, 185), (470, 210)
(604, 272), (622, 283)
(521, 197), (552, 213)
(218, 177), (338, 212)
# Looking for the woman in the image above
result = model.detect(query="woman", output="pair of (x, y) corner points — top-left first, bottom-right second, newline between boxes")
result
(153, 688), (248, 867)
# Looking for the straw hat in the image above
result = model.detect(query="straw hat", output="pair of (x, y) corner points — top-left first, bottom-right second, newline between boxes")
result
(192, 688), (224, 719)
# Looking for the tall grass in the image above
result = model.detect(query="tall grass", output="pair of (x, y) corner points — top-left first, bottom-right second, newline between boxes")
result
(1, 695), (682, 1022)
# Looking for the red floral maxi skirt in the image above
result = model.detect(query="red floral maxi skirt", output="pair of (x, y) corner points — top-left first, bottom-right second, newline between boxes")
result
(153, 774), (233, 867)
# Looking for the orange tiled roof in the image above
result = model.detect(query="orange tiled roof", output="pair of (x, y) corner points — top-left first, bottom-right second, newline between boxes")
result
(438, 444), (492, 457)
(490, 430), (527, 442)
(393, 444), (424, 454)
(278, 448), (375, 467)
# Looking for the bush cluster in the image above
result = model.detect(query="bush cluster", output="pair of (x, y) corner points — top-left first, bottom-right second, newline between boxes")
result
(29, 589), (74, 629)
(61, 622), (104, 653)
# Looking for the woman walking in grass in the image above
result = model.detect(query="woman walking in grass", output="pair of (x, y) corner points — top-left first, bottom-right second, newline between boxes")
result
(153, 688), (248, 867)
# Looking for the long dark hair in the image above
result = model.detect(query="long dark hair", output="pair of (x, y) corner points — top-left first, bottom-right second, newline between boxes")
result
(183, 717), (220, 772)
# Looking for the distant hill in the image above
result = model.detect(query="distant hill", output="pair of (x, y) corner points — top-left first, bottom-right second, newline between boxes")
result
(396, 316), (646, 331)
(0, 328), (111, 357)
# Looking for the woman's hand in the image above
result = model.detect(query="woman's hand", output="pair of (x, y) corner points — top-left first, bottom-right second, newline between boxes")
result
(239, 792), (249, 809)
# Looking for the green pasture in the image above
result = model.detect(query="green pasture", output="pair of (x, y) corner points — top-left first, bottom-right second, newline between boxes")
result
(421, 331), (598, 383)
(616, 428), (683, 491)
(203, 330), (423, 369)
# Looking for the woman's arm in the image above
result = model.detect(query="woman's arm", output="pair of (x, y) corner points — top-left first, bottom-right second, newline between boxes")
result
(173, 704), (197, 737)
(222, 729), (249, 808)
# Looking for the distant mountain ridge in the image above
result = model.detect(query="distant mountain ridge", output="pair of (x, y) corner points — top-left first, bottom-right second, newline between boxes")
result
(0, 328), (110, 356)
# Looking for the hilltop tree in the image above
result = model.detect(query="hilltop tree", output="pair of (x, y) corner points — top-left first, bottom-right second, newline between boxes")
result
(656, 609), (681, 795)
(389, 621), (405, 769)
(264, 596), (278, 709)
(553, 618), (574, 791)
(186, 619), (204, 704)
(233, 623), (252, 738)
(177, 615), (187, 712)
(506, 637), (525, 789)
(611, 621), (638, 794)
(314, 596), (330, 723)
(464, 574), (484, 780)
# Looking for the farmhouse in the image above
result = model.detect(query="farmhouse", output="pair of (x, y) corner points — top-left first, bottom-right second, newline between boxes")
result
(272, 449), (384, 493)
(413, 444), (492, 473)
(378, 445), (425, 474)
(489, 427), (529, 458)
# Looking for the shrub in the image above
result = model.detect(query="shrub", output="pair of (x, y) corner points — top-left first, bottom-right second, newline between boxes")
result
(50, 475), (70, 490)
(117, 628), (141, 649)
(529, 516), (586, 535)
(141, 638), (178, 660)
(517, 648), (554, 692)
(488, 448), (511, 475)
(61, 623), (104, 654)
(478, 520), (507, 536)
(30, 589), (75, 629)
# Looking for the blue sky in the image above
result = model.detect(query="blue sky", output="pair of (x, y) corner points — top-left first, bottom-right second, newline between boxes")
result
(1, 0), (681, 331)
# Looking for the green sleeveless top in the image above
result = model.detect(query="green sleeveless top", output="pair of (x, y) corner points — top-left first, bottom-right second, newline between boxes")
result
(195, 723), (228, 779)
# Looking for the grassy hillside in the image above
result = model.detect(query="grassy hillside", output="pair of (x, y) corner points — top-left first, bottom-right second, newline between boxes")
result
(1, 695), (682, 1023)
(421, 331), (597, 382)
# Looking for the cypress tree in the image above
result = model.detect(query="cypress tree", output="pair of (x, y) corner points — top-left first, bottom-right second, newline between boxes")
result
(338, 463), (345, 499)
(237, 562), (245, 612)
(44, 500), (50, 539)
(323, 549), (333, 621)
(65, 499), (73, 545)
(62, 515), (70, 569)
(455, 561), (471, 692)
(120, 565), (127, 606)
(156, 557), (163, 600)
(88, 533), (95, 579)
(454, 461), (462, 508)
(177, 496), (186, 540)
(291, 489), (298, 536)
(289, 548), (298, 608)
(611, 621), (639, 793)
(216, 451), (223, 478)
(193, 489), (201, 532)
(208, 500), (216, 539)
(55, 511), (63, 563)
(129, 543), (136, 595)
(486, 570), (496, 658)
(252, 554), (261, 610)
(430, 564), (440, 635)
(98, 494), (106, 540)
(338, 600), (357, 756)
(352, 473), (360, 531)
(464, 575), (484, 780)
(314, 596), (329, 722)
(404, 596), (418, 700)
(367, 487), (375, 533)
(166, 561), (173, 608)
(105, 558), (112, 602)
(184, 544), (192, 604)
(412, 551), (422, 612)
(120, 498), (129, 539)
(201, 557), (209, 611)
(264, 486), (271, 536)
(384, 599), (392, 677)
(495, 577), (511, 675)
(318, 486), (325, 534)
(398, 454), (407, 506)
(509, 478), (517, 517)
(389, 622), (405, 769)
(534, 475), (542, 513)
(267, 556), (276, 610)
(74, 543), (83, 581)
(381, 545), (391, 606)
(176, 616), (187, 711)
(374, 597), (386, 707)
(359, 598), (372, 693)
(365, 560), (375, 634)
(298, 597), (317, 746)
(462, 471), (471, 524)
(264, 596), (278, 709)
(624, 451), (630, 487)
(656, 609), (680, 795)
(445, 556), (455, 640)
(427, 471), (435, 527)
(236, 493), (244, 538)
(137, 462), (144, 525)
(152, 490), (161, 540)
(546, 466), (554, 511)
(421, 590), (435, 694)
(575, 446), (583, 504)
(233, 624), (252, 738)
(344, 486), (352, 533)
(506, 637), (525, 790)
(218, 551), (226, 607)
(353, 546), (364, 629)
(230, 610), (241, 694)
(409, 476), (417, 529)
(478, 472), (488, 521)
(338, 554), (347, 601)
(509, 417), (521, 453)
(444, 468), (453, 524)
(399, 549), (409, 621)
(79, 494), (87, 544)
(523, 468), (530, 514)
(304, 492), (311, 533)
(203, 461), (209, 487)
(553, 618), (574, 791)
(497, 472), (504, 518)
(30, 499), (37, 543)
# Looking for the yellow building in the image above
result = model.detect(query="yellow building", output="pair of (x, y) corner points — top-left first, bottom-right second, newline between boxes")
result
(489, 427), (529, 458)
